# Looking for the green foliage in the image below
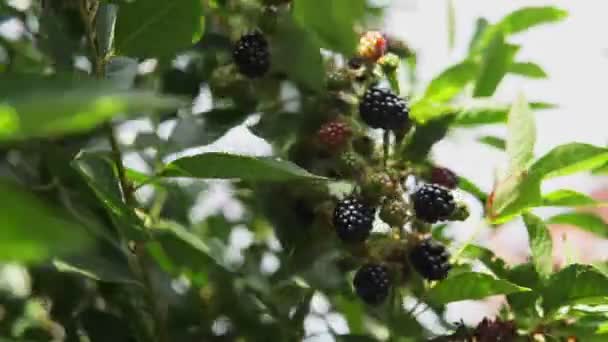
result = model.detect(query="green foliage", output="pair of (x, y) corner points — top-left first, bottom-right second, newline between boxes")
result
(115, 0), (204, 58)
(3, 1), (606, 341)
(162, 153), (327, 181)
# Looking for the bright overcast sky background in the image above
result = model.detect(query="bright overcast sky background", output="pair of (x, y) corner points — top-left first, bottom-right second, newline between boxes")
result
(386, 0), (608, 196)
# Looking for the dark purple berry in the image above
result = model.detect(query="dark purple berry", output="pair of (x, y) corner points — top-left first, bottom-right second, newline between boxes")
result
(353, 264), (390, 305)
(333, 197), (375, 243)
(409, 239), (451, 281)
(412, 184), (455, 223)
(233, 32), (270, 78)
(359, 87), (410, 131)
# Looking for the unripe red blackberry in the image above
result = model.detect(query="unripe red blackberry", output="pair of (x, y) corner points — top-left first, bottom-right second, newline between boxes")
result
(431, 166), (458, 189)
(357, 31), (387, 62)
(333, 197), (375, 243)
(353, 264), (390, 305)
(411, 184), (456, 223)
(409, 239), (451, 281)
(232, 32), (270, 78)
(359, 87), (410, 131)
(317, 120), (352, 150)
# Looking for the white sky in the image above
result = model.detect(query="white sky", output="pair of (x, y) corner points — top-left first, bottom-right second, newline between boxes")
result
(387, 0), (608, 195)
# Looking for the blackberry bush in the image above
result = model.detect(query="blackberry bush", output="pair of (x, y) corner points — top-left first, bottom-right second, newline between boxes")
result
(1, 2), (600, 342)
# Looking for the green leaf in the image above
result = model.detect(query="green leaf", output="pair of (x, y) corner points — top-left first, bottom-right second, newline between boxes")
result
(505, 263), (542, 317)
(453, 101), (554, 126)
(510, 62), (547, 79)
(72, 153), (148, 241)
(506, 94), (536, 172)
(472, 7), (567, 54)
(523, 212), (553, 277)
(473, 31), (519, 97)
(547, 213), (608, 238)
(478, 136), (506, 150)
(293, 0), (365, 55)
(529, 143), (608, 180)
(423, 61), (478, 103)
(401, 116), (453, 161)
(427, 272), (530, 304)
(543, 190), (600, 207)
(273, 17), (325, 91)
(457, 176), (488, 203)
(497, 6), (568, 35)
(0, 181), (92, 263)
(468, 18), (489, 52)
(0, 76), (183, 141)
(53, 255), (139, 286)
(114, 0), (204, 58)
(152, 219), (228, 272)
(543, 264), (608, 313)
(460, 245), (509, 279)
(409, 100), (455, 124)
(161, 152), (326, 182)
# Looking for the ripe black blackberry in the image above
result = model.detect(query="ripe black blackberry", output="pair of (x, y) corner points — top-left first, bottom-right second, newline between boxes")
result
(353, 264), (390, 305)
(232, 32), (270, 78)
(359, 87), (410, 130)
(412, 184), (456, 223)
(333, 197), (375, 243)
(409, 239), (451, 281)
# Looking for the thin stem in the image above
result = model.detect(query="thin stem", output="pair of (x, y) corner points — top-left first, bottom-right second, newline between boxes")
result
(383, 130), (390, 167)
(451, 218), (488, 263)
(78, 2), (168, 341)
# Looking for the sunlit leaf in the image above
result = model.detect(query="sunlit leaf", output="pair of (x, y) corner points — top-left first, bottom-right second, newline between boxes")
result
(427, 272), (530, 304)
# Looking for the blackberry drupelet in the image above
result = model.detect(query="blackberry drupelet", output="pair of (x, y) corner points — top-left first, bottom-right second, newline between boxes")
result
(431, 166), (458, 189)
(333, 197), (375, 243)
(412, 184), (456, 223)
(359, 87), (410, 130)
(353, 264), (390, 305)
(232, 32), (270, 78)
(409, 239), (451, 281)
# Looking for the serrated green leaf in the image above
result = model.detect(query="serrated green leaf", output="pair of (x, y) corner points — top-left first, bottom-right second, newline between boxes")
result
(543, 190), (600, 207)
(510, 62), (547, 79)
(473, 31), (519, 97)
(0, 181), (92, 263)
(115, 0), (204, 58)
(427, 272), (530, 304)
(293, 0), (365, 55)
(273, 17), (325, 91)
(478, 136), (506, 150)
(0, 76), (183, 141)
(529, 143), (608, 180)
(547, 212), (608, 238)
(422, 61), (478, 104)
(523, 212), (553, 277)
(161, 152), (326, 182)
(543, 264), (608, 313)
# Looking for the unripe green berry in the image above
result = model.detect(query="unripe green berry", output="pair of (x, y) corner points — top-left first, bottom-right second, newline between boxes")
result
(363, 171), (397, 203)
(378, 53), (400, 73)
(380, 197), (409, 227)
(449, 202), (470, 221)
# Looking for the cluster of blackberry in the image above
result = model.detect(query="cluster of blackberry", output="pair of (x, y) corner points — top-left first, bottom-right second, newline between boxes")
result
(230, 29), (464, 306)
